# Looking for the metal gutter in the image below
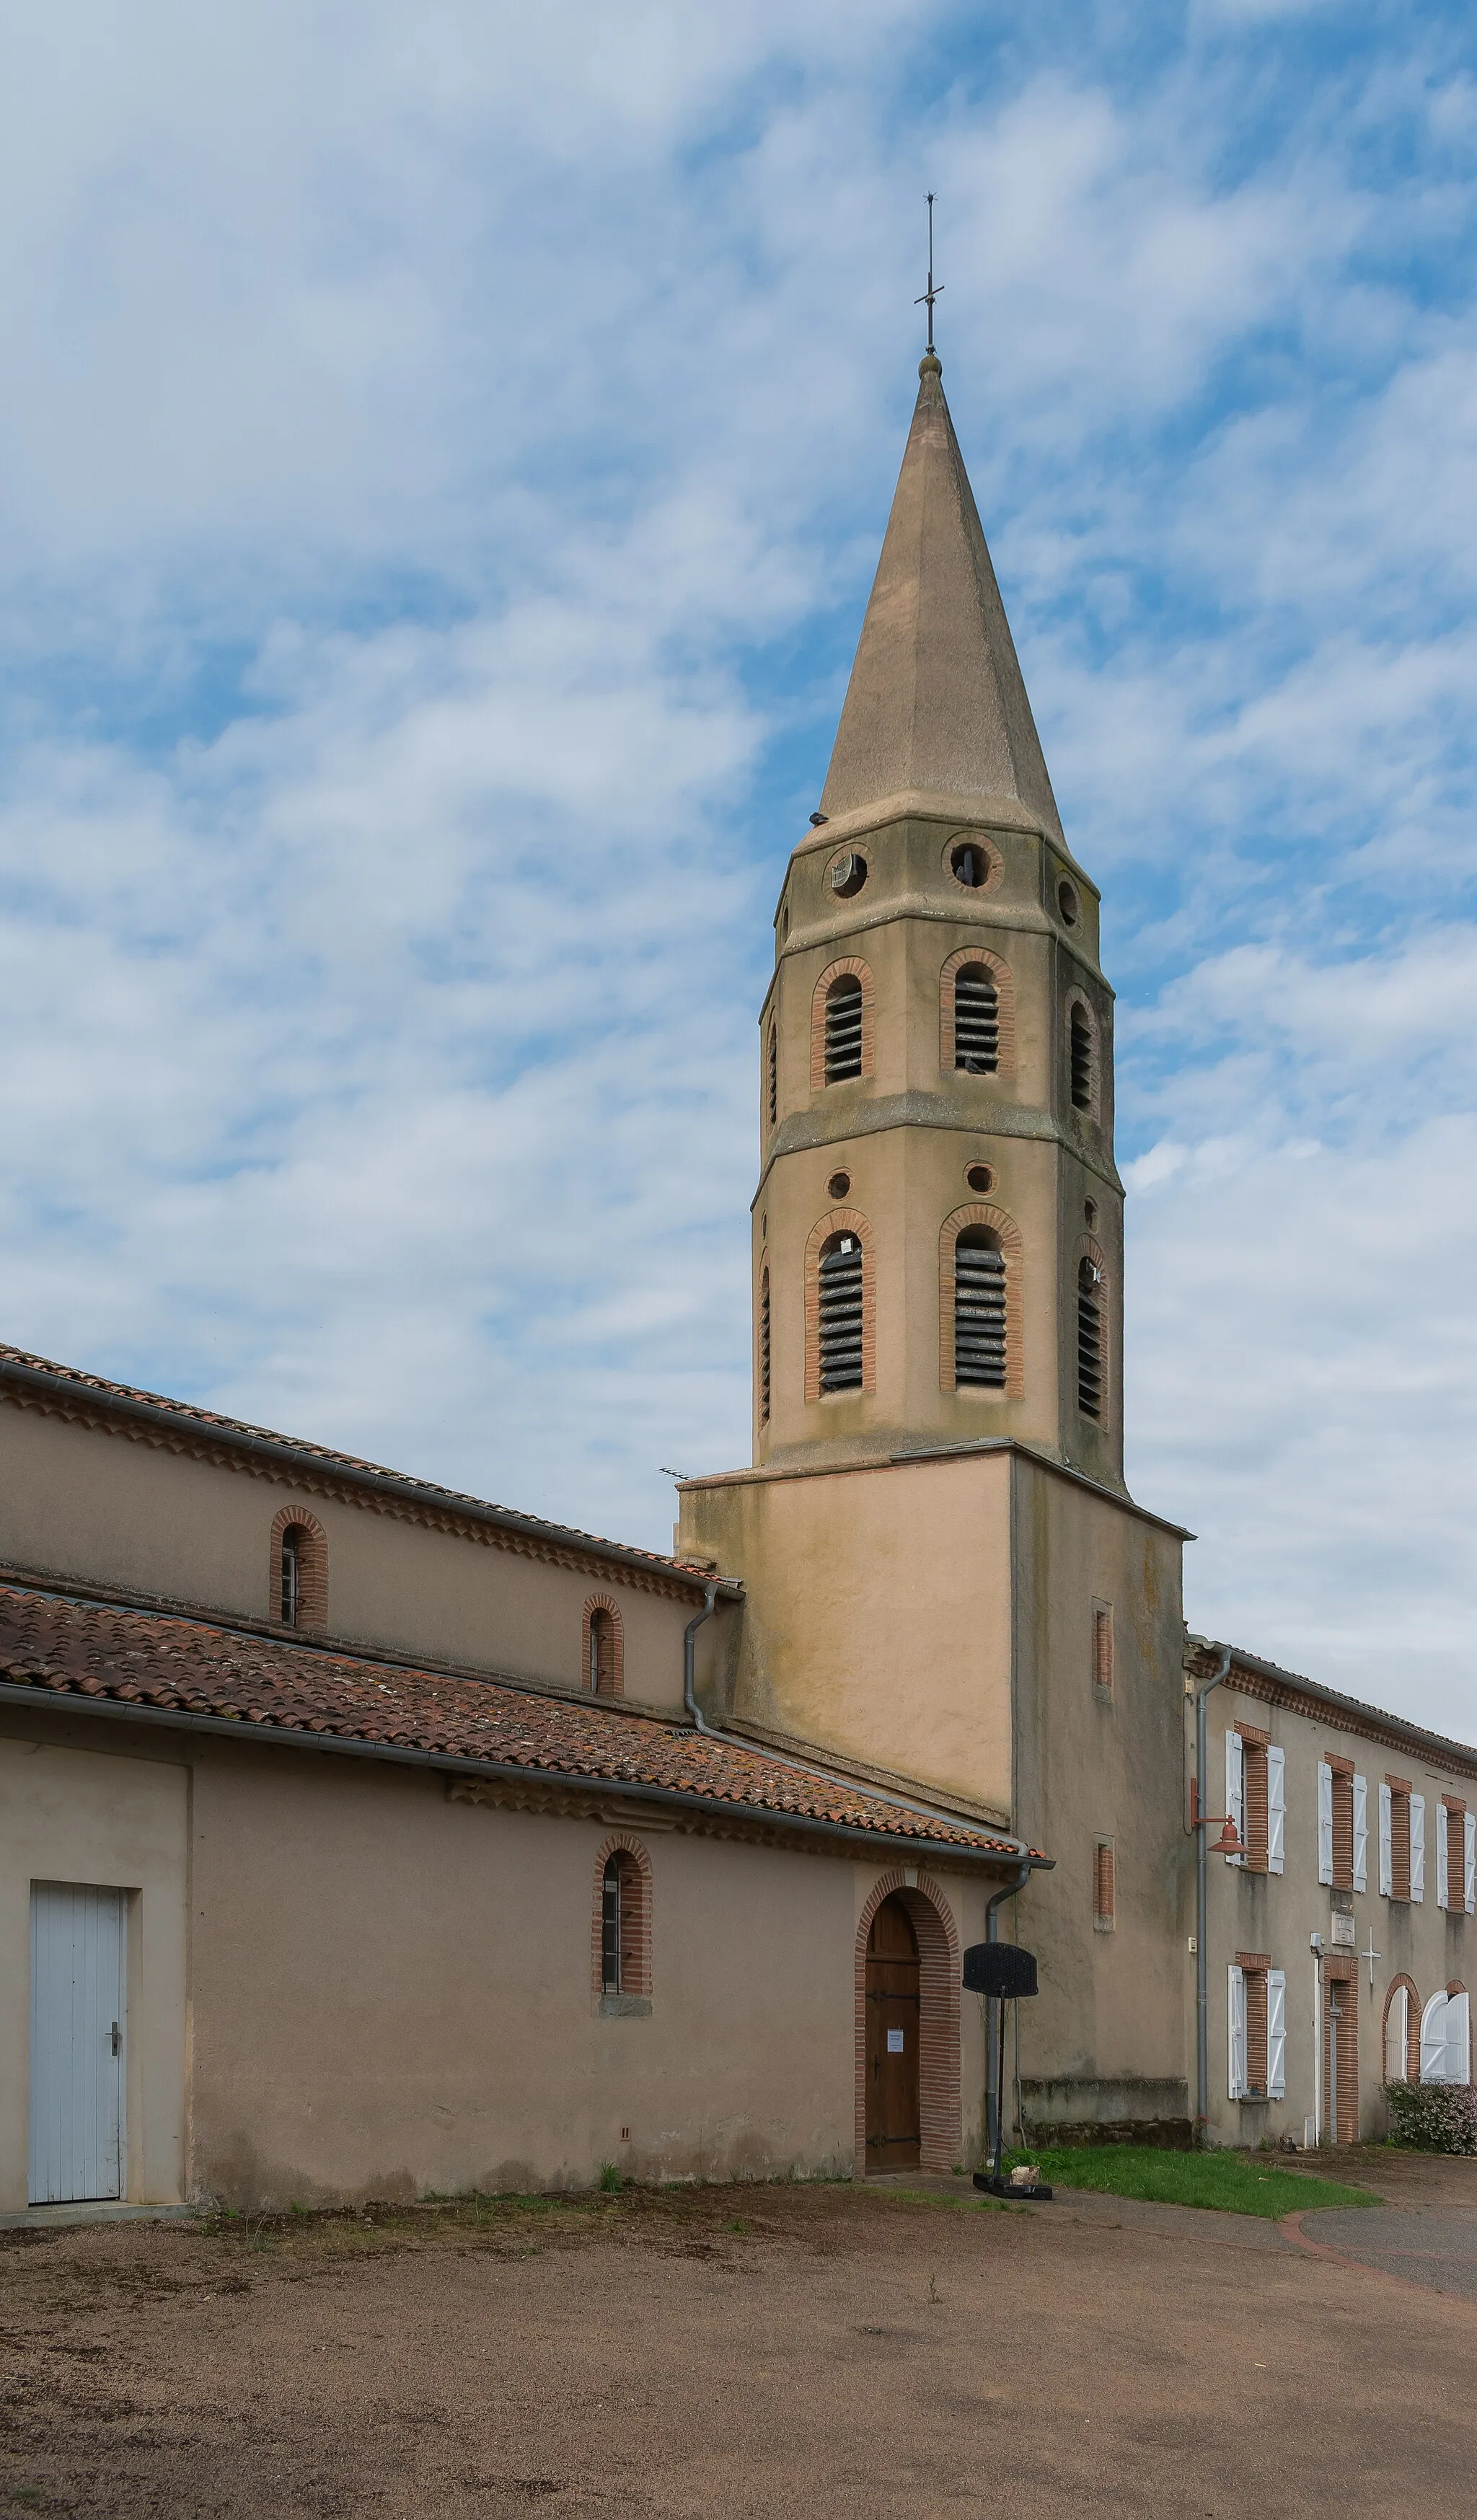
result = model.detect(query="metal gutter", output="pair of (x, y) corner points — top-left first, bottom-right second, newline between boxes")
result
(1194, 1635), (1477, 1780)
(0, 1681), (1040, 1874)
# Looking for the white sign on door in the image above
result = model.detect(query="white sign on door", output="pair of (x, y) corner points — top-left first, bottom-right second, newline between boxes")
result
(886, 2028), (904, 2053)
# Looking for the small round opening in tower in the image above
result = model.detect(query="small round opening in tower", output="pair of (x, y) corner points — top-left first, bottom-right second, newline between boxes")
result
(951, 840), (990, 889)
(1084, 1197), (1098, 1229)
(829, 850), (868, 899)
(1057, 878), (1080, 927)
(966, 1163), (994, 1194)
(827, 1170), (852, 1202)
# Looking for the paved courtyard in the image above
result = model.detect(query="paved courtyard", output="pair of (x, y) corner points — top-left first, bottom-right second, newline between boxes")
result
(2, 2156), (1474, 2517)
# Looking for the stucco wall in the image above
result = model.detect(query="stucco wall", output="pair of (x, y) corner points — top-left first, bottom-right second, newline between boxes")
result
(0, 1728), (189, 2213)
(0, 1401), (709, 1713)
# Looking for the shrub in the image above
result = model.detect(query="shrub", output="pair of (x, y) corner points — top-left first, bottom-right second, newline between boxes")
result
(1384, 2079), (1477, 2154)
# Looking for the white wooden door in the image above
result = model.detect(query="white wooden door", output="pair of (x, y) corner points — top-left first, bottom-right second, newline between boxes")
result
(29, 1882), (126, 2205)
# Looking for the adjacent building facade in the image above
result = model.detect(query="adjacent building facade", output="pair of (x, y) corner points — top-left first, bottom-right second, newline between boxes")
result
(2, 341), (1468, 2217)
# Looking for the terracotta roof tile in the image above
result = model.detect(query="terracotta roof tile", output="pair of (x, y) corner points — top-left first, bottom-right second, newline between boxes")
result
(0, 1586), (1028, 1858)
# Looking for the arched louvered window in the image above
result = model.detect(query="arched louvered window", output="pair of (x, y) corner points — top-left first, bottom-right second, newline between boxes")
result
(280, 1523), (306, 1625)
(817, 1230), (864, 1392)
(759, 1266), (771, 1424)
(953, 1228), (1007, 1388)
(1070, 1005), (1093, 1111)
(824, 975), (864, 1083)
(767, 1022), (777, 1126)
(953, 965), (1000, 1075)
(1077, 1255), (1103, 1420)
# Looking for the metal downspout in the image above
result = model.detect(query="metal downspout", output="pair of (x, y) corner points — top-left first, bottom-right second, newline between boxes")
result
(1192, 1642), (1233, 2143)
(683, 1580), (720, 1732)
(982, 1859), (1033, 2170)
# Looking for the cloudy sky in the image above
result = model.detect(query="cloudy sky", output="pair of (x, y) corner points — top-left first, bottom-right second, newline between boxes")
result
(1, 1), (1474, 1728)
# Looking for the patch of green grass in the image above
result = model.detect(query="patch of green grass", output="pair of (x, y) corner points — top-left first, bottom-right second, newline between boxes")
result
(597, 2164), (624, 2194)
(1006, 2145), (1380, 2219)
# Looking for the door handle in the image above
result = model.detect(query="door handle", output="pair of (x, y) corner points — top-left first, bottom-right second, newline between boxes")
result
(110, 2022), (121, 2056)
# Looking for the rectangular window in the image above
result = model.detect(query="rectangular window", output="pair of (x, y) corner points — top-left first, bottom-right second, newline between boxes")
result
(1092, 1603), (1114, 1699)
(1093, 1838), (1116, 1931)
(1439, 1799), (1466, 1912)
(1325, 1758), (1355, 1892)
(1238, 1728), (1270, 1872)
(1380, 1779), (1414, 1900)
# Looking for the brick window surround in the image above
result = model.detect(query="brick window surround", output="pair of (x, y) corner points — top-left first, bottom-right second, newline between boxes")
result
(1092, 1603), (1114, 1699)
(1387, 1777), (1413, 1902)
(1328, 1754), (1355, 1893)
(805, 1207), (876, 1402)
(1239, 1722), (1271, 1873)
(591, 1833), (652, 1999)
(810, 958), (876, 1091)
(1237, 1952), (1271, 2095)
(1093, 1839), (1116, 1931)
(1064, 988), (1101, 1124)
(938, 1202), (1024, 1398)
(938, 946), (1016, 1079)
(269, 1505), (327, 1633)
(854, 1872), (959, 2177)
(1323, 1954), (1359, 2144)
(581, 1595), (625, 1699)
(1383, 1973), (1421, 2083)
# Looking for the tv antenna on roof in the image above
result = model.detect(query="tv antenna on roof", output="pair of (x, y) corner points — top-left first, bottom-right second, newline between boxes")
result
(915, 193), (943, 352)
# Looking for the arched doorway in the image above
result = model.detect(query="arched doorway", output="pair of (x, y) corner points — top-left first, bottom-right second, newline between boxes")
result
(865, 1895), (920, 2171)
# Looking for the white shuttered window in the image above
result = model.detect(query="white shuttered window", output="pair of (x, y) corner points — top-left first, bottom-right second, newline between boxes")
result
(1317, 1762), (1334, 1887)
(1227, 1965), (1248, 2100)
(1352, 1774), (1368, 1893)
(1447, 1991), (1471, 2086)
(1438, 1808), (1451, 1912)
(1385, 1983), (1409, 2083)
(1466, 1813), (1476, 1916)
(1411, 1795), (1426, 1903)
(1225, 1732), (1245, 1867)
(1421, 1993), (1449, 2083)
(1378, 1783), (1393, 1898)
(1267, 1746), (1286, 1875)
(1266, 1970), (1287, 2099)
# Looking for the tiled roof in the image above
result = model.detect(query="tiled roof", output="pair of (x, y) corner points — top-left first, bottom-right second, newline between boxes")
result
(0, 1586), (1028, 1859)
(0, 1344), (720, 1590)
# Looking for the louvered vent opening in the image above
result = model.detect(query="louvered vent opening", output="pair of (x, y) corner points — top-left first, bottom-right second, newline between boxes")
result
(817, 1233), (864, 1393)
(824, 977), (864, 1082)
(759, 1270), (771, 1423)
(1070, 1007), (1093, 1110)
(953, 1230), (1006, 1388)
(767, 1024), (777, 1126)
(1077, 1256), (1103, 1420)
(953, 966), (999, 1074)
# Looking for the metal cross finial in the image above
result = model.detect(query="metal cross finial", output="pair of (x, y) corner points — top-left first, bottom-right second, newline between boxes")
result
(915, 193), (943, 351)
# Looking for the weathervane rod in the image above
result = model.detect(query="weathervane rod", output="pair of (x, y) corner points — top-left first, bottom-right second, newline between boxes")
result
(914, 192), (943, 351)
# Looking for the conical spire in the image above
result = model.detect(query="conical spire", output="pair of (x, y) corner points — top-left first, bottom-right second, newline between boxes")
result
(819, 356), (1064, 842)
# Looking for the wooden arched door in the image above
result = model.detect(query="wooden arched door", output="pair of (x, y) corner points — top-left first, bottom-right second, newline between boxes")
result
(865, 1895), (920, 2171)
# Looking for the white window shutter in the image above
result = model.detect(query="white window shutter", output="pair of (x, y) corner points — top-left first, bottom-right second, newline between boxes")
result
(1228, 1965), (1247, 2100)
(1266, 1970), (1287, 2098)
(1385, 1983), (1408, 2083)
(1465, 1813), (1475, 1916)
(1225, 1730), (1245, 1865)
(1437, 1807), (1450, 1912)
(1318, 1762), (1334, 1886)
(1421, 1991), (1448, 2082)
(1447, 1991), (1471, 2087)
(1378, 1783), (1393, 1898)
(1352, 1774), (1368, 1893)
(1411, 1795), (1425, 1902)
(1267, 1746), (1286, 1875)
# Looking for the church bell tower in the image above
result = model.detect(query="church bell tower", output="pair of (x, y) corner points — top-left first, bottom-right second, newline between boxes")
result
(754, 352), (1123, 1494)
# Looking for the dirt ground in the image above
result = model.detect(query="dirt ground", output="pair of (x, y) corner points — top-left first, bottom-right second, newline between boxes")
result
(3, 2157), (1476, 2519)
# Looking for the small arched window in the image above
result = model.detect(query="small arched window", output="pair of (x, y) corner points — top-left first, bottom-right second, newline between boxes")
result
(824, 974), (864, 1083)
(818, 1231), (865, 1393)
(1070, 1005), (1094, 1111)
(583, 1596), (623, 1698)
(767, 1022), (778, 1127)
(953, 1228), (1006, 1388)
(594, 1836), (651, 2004)
(759, 1266), (771, 1424)
(1077, 1256), (1103, 1421)
(953, 965), (999, 1075)
(270, 1507), (327, 1631)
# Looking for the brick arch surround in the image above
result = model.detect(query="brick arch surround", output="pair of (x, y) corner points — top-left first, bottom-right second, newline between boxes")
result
(938, 1202), (1024, 1398)
(939, 945), (1015, 1079)
(581, 1594), (625, 1698)
(854, 1872), (960, 2175)
(1064, 987), (1101, 1124)
(810, 957), (876, 1091)
(268, 1504), (327, 1632)
(804, 1207), (876, 1402)
(591, 1833), (653, 1998)
(1383, 1973), (1421, 2081)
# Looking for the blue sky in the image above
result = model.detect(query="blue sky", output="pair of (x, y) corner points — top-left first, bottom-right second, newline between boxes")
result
(1, 1), (1475, 1724)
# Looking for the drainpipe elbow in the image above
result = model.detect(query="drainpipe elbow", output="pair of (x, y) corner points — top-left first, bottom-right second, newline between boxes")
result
(683, 1580), (720, 1732)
